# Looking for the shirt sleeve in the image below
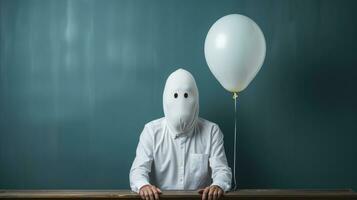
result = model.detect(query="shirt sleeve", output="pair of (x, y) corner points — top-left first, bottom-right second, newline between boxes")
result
(209, 124), (232, 192)
(129, 125), (154, 193)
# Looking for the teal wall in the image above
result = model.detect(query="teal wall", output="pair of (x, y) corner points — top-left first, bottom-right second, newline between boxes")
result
(0, 0), (356, 190)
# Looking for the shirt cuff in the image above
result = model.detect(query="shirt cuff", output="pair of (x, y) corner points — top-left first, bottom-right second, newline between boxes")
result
(133, 181), (150, 193)
(211, 181), (231, 192)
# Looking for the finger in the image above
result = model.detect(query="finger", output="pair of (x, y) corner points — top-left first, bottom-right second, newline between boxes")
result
(139, 190), (144, 200)
(150, 186), (160, 199)
(213, 190), (219, 200)
(144, 190), (149, 200)
(147, 190), (153, 200)
(208, 187), (215, 200)
(218, 189), (223, 199)
(198, 189), (205, 194)
(154, 191), (159, 200)
(148, 189), (154, 200)
(202, 187), (209, 200)
(152, 186), (161, 193)
(152, 188), (159, 200)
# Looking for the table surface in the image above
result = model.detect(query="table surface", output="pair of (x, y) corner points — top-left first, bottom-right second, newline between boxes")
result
(1, 189), (357, 198)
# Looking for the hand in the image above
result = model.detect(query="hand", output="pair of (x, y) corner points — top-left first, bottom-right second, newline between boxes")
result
(139, 184), (162, 200)
(198, 185), (224, 200)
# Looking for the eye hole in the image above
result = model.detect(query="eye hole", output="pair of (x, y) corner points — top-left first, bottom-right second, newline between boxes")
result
(184, 93), (188, 98)
(174, 93), (178, 98)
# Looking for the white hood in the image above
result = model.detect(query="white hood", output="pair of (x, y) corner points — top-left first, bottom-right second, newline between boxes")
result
(163, 68), (199, 135)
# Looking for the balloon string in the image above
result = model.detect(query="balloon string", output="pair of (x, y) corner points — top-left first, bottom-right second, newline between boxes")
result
(232, 92), (238, 191)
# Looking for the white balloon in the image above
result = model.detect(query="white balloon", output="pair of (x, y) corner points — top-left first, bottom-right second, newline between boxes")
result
(204, 14), (266, 93)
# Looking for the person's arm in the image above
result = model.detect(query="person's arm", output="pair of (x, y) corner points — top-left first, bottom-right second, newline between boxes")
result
(129, 125), (154, 193)
(209, 124), (232, 192)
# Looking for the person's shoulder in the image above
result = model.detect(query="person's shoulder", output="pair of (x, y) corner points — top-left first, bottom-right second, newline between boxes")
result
(197, 117), (220, 128)
(142, 117), (165, 136)
(145, 117), (164, 129)
(197, 118), (224, 141)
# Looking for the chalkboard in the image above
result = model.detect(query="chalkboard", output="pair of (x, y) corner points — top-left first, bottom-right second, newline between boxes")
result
(0, 0), (356, 190)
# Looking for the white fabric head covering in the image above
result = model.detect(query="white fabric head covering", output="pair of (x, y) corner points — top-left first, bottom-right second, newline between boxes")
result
(163, 68), (199, 135)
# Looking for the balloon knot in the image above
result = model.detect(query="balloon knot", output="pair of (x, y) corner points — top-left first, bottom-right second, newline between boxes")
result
(232, 92), (238, 100)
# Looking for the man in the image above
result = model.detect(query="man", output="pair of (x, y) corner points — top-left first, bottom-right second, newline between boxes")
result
(129, 69), (232, 200)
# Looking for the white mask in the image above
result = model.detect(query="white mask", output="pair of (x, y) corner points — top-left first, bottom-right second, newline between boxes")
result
(163, 68), (199, 135)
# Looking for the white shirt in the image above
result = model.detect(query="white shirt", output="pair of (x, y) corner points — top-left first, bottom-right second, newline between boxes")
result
(129, 117), (232, 192)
